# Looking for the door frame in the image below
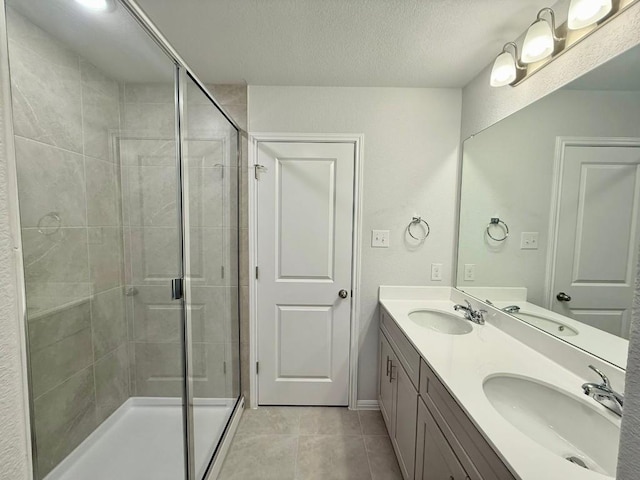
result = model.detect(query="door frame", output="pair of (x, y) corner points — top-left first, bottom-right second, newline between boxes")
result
(544, 136), (640, 308)
(248, 133), (365, 409)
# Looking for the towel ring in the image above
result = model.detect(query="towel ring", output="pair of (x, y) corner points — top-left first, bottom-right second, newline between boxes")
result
(408, 216), (430, 241)
(486, 217), (509, 242)
(37, 212), (62, 236)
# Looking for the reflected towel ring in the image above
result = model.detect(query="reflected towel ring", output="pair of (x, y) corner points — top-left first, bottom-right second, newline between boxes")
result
(408, 216), (430, 241)
(486, 217), (509, 242)
(37, 212), (62, 236)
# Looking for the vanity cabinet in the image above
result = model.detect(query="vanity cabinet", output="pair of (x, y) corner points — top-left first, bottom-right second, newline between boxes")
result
(378, 330), (418, 480)
(379, 307), (516, 480)
(416, 398), (470, 480)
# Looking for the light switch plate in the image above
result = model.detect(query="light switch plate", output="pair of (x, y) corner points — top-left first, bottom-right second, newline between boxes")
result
(371, 230), (390, 248)
(521, 232), (539, 250)
(431, 263), (443, 281)
(464, 264), (475, 281)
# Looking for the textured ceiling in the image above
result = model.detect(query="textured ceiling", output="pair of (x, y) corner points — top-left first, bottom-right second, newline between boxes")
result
(136, 0), (553, 88)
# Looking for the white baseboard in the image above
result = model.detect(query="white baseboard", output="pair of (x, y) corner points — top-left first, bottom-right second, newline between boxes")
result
(356, 400), (380, 410)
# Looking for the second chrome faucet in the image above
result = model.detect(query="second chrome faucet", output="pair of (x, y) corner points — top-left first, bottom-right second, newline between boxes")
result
(582, 365), (624, 417)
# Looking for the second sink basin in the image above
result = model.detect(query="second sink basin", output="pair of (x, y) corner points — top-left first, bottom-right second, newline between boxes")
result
(408, 310), (472, 335)
(514, 312), (578, 336)
(483, 374), (619, 477)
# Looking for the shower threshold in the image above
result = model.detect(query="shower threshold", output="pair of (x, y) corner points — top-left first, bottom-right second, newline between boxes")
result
(44, 397), (235, 480)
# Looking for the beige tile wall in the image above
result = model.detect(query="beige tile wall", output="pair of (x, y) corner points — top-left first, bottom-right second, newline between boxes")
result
(206, 85), (250, 405)
(7, 8), (129, 478)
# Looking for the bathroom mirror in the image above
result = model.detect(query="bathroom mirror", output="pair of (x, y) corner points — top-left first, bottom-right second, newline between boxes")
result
(456, 43), (640, 369)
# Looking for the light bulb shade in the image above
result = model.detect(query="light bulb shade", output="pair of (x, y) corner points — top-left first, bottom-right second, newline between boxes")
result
(567, 0), (612, 29)
(521, 20), (555, 63)
(490, 51), (517, 87)
(75, 0), (114, 11)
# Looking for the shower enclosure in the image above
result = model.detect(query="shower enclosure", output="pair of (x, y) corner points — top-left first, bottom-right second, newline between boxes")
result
(5, 0), (242, 479)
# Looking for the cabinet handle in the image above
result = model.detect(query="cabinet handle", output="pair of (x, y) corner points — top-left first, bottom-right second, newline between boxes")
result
(386, 356), (390, 376)
(390, 364), (397, 382)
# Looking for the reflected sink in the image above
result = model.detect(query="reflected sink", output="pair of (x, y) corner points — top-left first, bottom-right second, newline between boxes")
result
(408, 310), (472, 335)
(514, 312), (578, 336)
(484, 375), (619, 477)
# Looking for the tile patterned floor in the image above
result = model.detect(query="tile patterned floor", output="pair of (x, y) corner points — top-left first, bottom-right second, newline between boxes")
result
(218, 407), (403, 480)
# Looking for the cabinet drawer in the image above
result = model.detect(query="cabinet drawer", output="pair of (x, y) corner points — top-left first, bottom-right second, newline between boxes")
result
(380, 307), (421, 389)
(420, 360), (516, 480)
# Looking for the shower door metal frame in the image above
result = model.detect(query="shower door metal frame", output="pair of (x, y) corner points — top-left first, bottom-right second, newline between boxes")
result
(119, 1), (244, 478)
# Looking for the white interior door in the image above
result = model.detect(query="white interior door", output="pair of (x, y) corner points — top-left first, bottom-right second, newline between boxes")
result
(256, 141), (355, 405)
(552, 143), (640, 338)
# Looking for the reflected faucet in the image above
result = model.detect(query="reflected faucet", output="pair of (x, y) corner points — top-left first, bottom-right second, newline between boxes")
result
(453, 300), (486, 325)
(502, 305), (521, 313)
(484, 299), (520, 314)
(582, 365), (623, 417)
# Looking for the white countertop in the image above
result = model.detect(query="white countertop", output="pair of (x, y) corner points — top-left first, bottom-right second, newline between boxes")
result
(379, 287), (621, 480)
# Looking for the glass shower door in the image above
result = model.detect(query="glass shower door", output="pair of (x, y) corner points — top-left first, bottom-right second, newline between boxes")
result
(5, 0), (188, 478)
(180, 73), (240, 478)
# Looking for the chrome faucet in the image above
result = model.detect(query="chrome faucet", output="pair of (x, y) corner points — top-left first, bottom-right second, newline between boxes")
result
(453, 300), (487, 325)
(582, 365), (624, 417)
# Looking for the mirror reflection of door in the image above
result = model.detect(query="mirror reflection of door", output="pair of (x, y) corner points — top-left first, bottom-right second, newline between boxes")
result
(551, 141), (640, 339)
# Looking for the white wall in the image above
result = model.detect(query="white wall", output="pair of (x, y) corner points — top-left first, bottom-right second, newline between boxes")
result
(248, 86), (462, 401)
(461, 1), (640, 140)
(458, 90), (640, 304)
(0, 4), (31, 479)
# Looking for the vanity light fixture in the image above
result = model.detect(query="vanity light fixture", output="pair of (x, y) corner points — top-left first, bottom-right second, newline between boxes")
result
(521, 8), (564, 64)
(567, 0), (613, 29)
(490, 42), (526, 87)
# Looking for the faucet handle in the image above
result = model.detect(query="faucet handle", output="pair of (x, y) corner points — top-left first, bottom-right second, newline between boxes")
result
(588, 365), (611, 390)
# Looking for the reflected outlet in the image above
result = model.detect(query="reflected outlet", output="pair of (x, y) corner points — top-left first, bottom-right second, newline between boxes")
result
(371, 230), (390, 248)
(521, 232), (539, 250)
(464, 264), (475, 281)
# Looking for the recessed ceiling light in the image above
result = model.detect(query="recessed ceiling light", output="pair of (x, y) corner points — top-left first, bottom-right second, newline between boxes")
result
(75, 0), (114, 12)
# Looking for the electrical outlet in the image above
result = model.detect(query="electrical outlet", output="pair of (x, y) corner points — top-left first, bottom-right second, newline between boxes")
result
(371, 230), (390, 248)
(520, 232), (539, 250)
(431, 263), (443, 281)
(464, 264), (475, 281)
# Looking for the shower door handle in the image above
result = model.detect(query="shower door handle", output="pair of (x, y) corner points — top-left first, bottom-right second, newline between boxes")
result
(171, 278), (183, 300)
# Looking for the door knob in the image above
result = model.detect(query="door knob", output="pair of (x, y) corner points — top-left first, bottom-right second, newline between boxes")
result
(338, 289), (349, 299)
(556, 292), (572, 302)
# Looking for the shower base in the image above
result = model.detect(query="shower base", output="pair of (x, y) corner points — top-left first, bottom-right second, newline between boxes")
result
(44, 397), (235, 480)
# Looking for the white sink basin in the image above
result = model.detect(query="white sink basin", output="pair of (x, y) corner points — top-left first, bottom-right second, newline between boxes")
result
(514, 312), (578, 336)
(484, 375), (619, 477)
(408, 310), (472, 335)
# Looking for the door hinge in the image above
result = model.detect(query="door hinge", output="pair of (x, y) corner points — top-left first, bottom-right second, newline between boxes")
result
(256, 361), (259, 374)
(221, 265), (225, 279)
(254, 164), (266, 180)
(223, 361), (227, 375)
(171, 278), (183, 300)
(255, 266), (259, 279)
(351, 290), (353, 297)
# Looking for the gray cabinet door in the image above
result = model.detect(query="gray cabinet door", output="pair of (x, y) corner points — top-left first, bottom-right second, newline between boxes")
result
(392, 361), (418, 480)
(379, 332), (395, 432)
(416, 398), (469, 480)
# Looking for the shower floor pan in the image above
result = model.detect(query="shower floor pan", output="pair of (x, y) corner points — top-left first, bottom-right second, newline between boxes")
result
(44, 397), (235, 480)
